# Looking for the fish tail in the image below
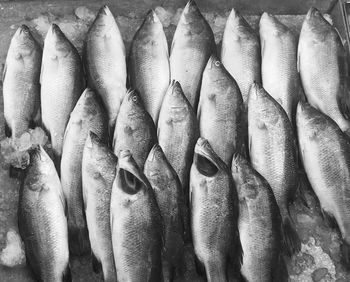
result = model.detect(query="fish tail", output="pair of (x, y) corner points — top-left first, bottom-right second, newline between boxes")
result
(272, 253), (288, 282)
(282, 216), (301, 256)
(68, 225), (90, 256)
(91, 252), (102, 274)
(4, 121), (11, 137)
(62, 264), (72, 282)
(341, 241), (350, 265)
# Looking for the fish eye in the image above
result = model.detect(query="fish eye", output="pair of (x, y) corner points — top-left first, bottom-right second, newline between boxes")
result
(132, 95), (138, 102)
(214, 61), (220, 67)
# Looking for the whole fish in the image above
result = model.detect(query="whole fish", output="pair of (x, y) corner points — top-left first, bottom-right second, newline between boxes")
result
(18, 146), (71, 282)
(3, 25), (41, 138)
(110, 150), (163, 282)
(297, 101), (350, 264)
(231, 152), (287, 282)
(298, 7), (350, 134)
(248, 82), (300, 255)
(260, 13), (300, 123)
(61, 88), (108, 256)
(157, 81), (198, 242)
(82, 131), (117, 281)
(198, 55), (244, 165)
(113, 89), (157, 170)
(41, 24), (84, 168)
(169, 0), (216, 109)
(221, 8), (261, 108)
(144, 144), (185, 282)
(190, 137), (242, 282)
(129, 10), (170, 124)
(84, 5), (127, 132)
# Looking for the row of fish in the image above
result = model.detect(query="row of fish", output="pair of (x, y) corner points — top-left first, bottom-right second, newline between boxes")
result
(4, 0), (350, 281)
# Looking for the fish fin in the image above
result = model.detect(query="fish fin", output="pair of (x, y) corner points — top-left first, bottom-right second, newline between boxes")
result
(194, 256), (206, 277)
(68, 225), (90, 256)
(321, 209), (338, 229)
(2, 62), (7, 82)
(9, 165), (25, 179)
(340, 241), (350, 265)
(62, 264), (72, 282)
(4, 122), (11, 138)
(91, 252), (102, 274)
(295, 171), (309, 209)
(282, 216), (301, 256)
(272, 253), (288, 282)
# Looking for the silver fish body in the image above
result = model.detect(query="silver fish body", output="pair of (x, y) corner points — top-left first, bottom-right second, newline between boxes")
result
(169, 0), (216, 109)
(129, 10), (170, 124)
(260, 13), (300, 122)
(111, 150), (163, 282)
(18, 146), (70, 282)
(221, 8), (261, 108)
(82, 131), (117, 281)
(144, 144), (185, 282)
(3, 25), (41, 138)
(84, 5), (127, 130)
(231, 153), (286, 282)
(190, 137), (242, 282)
(198, 55), (244, 165)
(298, 7), (350, 133)
(61, 88), (108, 256)
(248, 82), (300, 255)
(41, 24), (84, 166)
(113, 89), (157, 171)
(297, 101), (350, 264)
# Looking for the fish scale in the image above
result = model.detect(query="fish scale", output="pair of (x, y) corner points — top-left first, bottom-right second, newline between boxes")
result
(41, 24), (84, 169)
(3, 25), (41, 138)
(129, 10), (170, 124)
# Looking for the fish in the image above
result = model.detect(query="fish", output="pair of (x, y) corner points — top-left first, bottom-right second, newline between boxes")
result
(18, 146), (71, 282)
(190, 137), (242, 282)
(248, 82), (300, 255)
(174, 244), (204, 282)
(157, 80), (198, 242)
(128, 10), (170, 124)
(298, 7), (350, 134)
(260, 13), (301, 123)
(61, 88), (108, 256)
(144, 144), (185, 282)
(221, 8), (261, 109)
(82, 131), (117, 281)
(113, 89), (157, 171)
(198, 54), (244, 165)
(3, 25), (41, 138)
(296, 101), (350, 264)
(231, 152), (287, 282)
(110, 150), (163, 282)
(169, 0), (216, 109)
(84, 5), (127, 132)
(41, 24), (85, 169)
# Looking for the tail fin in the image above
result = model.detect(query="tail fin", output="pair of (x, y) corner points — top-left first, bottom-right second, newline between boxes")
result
(91, 252), (102, 274)
(282, 216), (301, 256)
(341, 241), (350, 266)
(62, 264), (72, 282)
(68, 225), (90, 256)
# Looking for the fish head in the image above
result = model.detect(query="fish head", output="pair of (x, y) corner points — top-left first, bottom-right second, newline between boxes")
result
(10, 25), (39, 58)
(119, 89), (147, 120)
(160, 81), (193, 124)
(44, 24), (73, 58)
(296, 101), (328, 142)
(248, 82), (280, 128)
(302, 7), (333, 42)
(89, 5), (118, 36)
(144, 144), (176, 186)
(115, 150), (151, 196)
(259, 12), (289, 38)
(178, 0), (206, 34)
(193, 137), (227, 178)
(203, 54), (224, 77)
(70, 88), (99, 121)
(24, 146), (56, 191)
(225, 8), (257, 40)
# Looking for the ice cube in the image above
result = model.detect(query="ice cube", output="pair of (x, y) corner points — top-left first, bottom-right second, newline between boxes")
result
(155, 6), (173, 28)
(31, 15), (51, 36)
(30, 127), (48, 146)
(171, 8), (183, 26)
(0, 229), (26, 267)
(15, 132), (31, 151)
(74, 6), (95, 22)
